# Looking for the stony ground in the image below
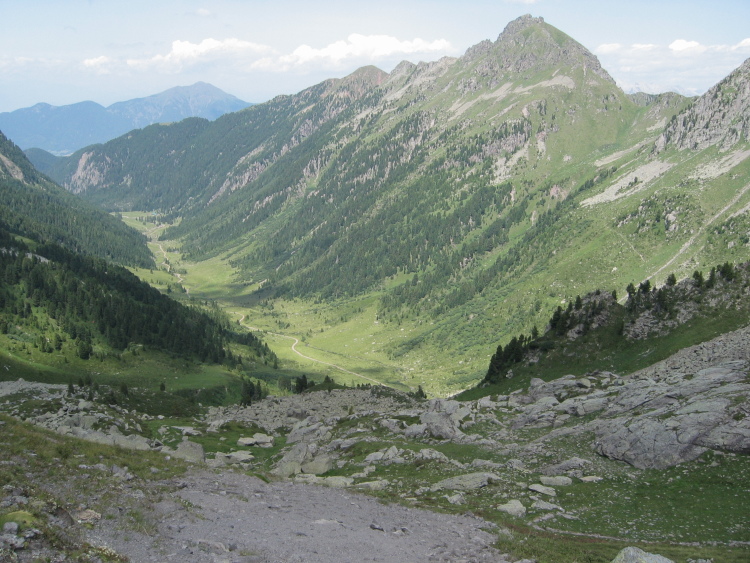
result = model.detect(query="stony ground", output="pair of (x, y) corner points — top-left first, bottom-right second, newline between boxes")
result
(82, 470), (509, 563)
(2, 325), (750, 562)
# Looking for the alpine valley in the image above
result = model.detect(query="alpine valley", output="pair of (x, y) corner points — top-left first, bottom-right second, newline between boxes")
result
(30, 15), (750, 397)
(1, 14), (749, 562)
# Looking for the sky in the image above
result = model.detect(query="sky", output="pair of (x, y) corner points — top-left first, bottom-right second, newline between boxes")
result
(1, 0), (749, 112)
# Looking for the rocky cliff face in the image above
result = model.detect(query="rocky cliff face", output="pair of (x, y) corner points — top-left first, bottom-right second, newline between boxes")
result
(656, 57), (750, 151)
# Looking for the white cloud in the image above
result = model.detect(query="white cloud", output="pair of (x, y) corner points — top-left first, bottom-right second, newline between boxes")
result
(126, 38), (272, 72)
(669, 39), (706, 54)
(595, 37), (750, 95)
(595, 43), (622, 55)
(195, 8), (212, 17)
(115, 33), (452, 76)
(83, 55), (113, 73)
(256, 34), (452, 71)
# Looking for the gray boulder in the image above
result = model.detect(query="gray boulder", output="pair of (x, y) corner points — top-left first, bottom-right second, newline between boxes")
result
(420, 411), (464, 440)
(172, 439), (205, 463)
(497, 499), (526, 517)
(404, 423), (427, 438)
(540, 475), (572, 487)
(611, 546), (673, 563)
(287, 419), (332, 444)
(301, 454), (335, 475)
(273, 442), (315, 476)
(528, 484), (556, 497)
(237, 432), (275, 447)
(430, 472), (500, 491)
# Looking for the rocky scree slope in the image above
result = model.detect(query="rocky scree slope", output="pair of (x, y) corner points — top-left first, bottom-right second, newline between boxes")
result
(2, 322), (748, 559)
(656, 57), (750, 152)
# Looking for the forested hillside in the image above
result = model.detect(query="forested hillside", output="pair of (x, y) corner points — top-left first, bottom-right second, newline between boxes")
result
(0, 226), (276, 371)
(475, 261), (750, 397)
(0, 132), (153, 267)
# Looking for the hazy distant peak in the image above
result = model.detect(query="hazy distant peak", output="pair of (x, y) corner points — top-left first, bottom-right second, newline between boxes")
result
(0, 83), (250, 154)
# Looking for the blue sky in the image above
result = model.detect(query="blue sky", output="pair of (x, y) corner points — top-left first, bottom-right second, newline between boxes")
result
(1, 0), (749, 111)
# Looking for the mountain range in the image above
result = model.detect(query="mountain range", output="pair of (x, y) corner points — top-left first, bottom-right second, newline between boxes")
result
(22, 14), (750, 394)
(0, 82), (251, 155)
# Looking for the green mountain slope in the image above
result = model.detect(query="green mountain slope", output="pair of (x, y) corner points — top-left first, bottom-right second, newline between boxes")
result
(37, 15), (750, 393)
(0, 131), (153, 268)
(0, 132), (279, 406)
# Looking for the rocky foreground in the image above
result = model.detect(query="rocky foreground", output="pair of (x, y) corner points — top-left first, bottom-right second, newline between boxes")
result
(1, 326), (749, 561)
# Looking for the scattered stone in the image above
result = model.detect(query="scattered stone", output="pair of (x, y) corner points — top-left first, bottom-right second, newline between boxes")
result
(172, 439), (205, 463)
(611, 546), (674, 563)
(364, 451), (385, 463)
(404, 423), (427, 438)
(237, 433), (275, 447)
(541, 457), (591, 475)
(301, 454), (334, 475)
(445, 492), (465, 505)
(496, 499), (526, 517)
(323, 476), (354, 488)
(430, 472), (500, 491)
(540, 475), (572, 487)
(506, 459), (526, 471)
(528, 484), (556, 497)
(420, 411), (464, 440)
(354, 480), (389, 491)
(415, 448), (449, 462)
(531, 499), (562, 511)
(471, 459), (503, 470)
(175, 426), (202, 436)
(225, 451), (255, 464)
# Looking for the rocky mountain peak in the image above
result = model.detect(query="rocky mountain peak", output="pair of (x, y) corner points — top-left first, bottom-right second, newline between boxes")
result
(656, 56), (750, 152)
(496, 13), (546, 39)
(327, 65), (389, 99)
(489, 14), (614, 83)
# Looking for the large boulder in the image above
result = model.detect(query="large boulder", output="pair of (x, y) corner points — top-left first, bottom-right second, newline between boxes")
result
(611, 547), (673, 563)
(420, 411), (464, 440)
(237, 433), (275, 447)
(590, 363), (750, 469)
(496, 499), (526, 517)
(287, 418), (332, 444)
(430, 472), (500, 491)
(301, 454), (335, 475)
(172, 439), (205, 463)
(273, 442), (315, 477)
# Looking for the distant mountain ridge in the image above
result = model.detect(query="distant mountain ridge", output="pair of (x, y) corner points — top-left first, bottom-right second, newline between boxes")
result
(0, 82), (251, 155)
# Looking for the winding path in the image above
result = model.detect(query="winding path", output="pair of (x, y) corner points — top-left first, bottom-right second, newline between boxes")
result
(152, 239), (189, 294)
(235, 313), (383, 386)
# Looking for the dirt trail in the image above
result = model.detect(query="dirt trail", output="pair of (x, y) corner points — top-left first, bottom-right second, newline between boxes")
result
(235, 313), (383, 386)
